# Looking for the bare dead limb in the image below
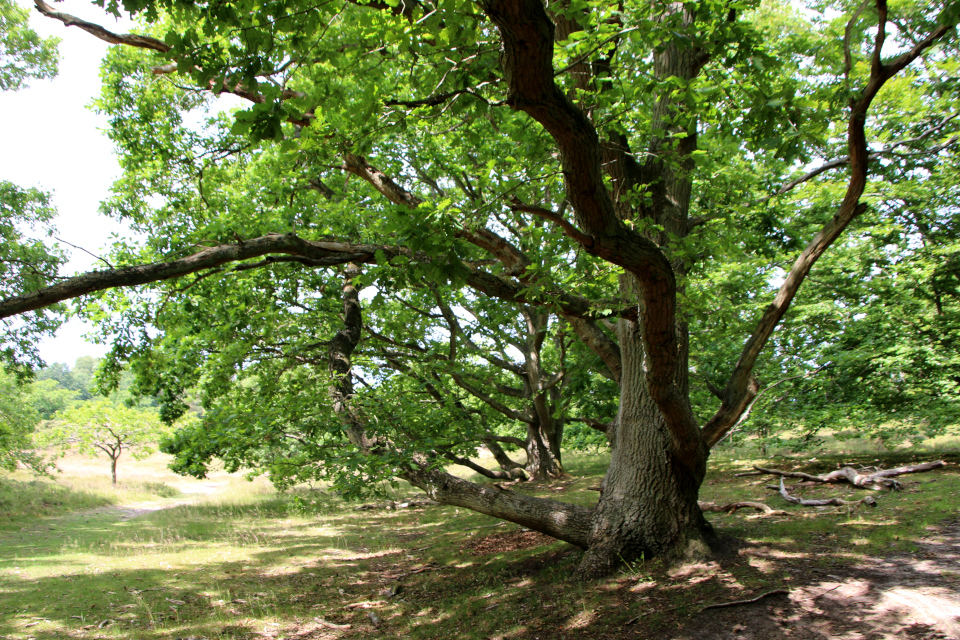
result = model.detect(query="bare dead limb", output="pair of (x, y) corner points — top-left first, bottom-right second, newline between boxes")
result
(698, 500), (789, 516)
(751, 460), (945, 491)
(777, 478), (878, 508)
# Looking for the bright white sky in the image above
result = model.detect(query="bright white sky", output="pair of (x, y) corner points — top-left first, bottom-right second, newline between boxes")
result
(1, 0), (139, 366)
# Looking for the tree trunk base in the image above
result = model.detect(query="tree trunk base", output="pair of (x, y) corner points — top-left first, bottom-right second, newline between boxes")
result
(573, 516), (721, 580)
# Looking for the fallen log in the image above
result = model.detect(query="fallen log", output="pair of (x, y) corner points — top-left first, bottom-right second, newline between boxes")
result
(699, 500), (789, 516)
(778, 478), (878, 508)
(749, 460), (945, 490)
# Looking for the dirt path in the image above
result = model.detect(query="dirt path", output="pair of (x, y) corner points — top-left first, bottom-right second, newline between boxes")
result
(110, 481), (230, 520)
(668, 519), (960, 640)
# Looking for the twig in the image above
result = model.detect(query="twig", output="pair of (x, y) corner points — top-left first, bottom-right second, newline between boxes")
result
(700, 589), (790, 612)
(624, 588), (788, 625)
(54, 236), (115, 269)
(813, 584), (842, 601)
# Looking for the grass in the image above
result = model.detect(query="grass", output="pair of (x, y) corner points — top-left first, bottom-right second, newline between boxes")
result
(0, 441), (957, 639)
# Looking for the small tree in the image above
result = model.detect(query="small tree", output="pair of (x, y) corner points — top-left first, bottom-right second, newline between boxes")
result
(47, 400), (166, 485)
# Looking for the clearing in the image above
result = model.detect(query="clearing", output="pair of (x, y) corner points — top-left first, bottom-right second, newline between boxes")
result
(0, 449), (958, 639)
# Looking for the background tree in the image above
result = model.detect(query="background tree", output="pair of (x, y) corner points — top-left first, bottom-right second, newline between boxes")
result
(27, 378), (80, 420)
(0, 0), (57, 90)
(42, 399), (167, 485)
(0, 367), (48, 473)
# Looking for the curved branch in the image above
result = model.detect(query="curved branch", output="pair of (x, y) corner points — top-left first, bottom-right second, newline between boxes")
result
(702, 11), (957, 448)
(766, 116), (959, 200)
(402, 464), (593, 547)
(443, 452), (527, 480)
(510, 198), (594, 248)
(33, 0), (169, 52)
(483, 0), (701, 464)
(1, 233), (622, 322)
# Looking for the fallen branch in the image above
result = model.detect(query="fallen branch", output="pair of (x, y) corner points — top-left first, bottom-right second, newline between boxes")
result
(700, 589), (790, 612)
(699, 500), (789, 516)
(314, 618), (351, 630)
(749, 460), (945, 491)
(778, 478), (878, 508)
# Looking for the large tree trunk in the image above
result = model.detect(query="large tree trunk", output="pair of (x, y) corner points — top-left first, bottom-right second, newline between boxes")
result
(575, 318), (713, 578)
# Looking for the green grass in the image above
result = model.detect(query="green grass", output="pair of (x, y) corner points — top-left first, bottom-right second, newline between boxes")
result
(0, 478), (114, 525)
(0, 445), (957, 639)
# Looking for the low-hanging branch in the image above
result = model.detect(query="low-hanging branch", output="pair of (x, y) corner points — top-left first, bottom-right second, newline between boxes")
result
(0, 233), (630, 323)
(739, 460), (946, 491)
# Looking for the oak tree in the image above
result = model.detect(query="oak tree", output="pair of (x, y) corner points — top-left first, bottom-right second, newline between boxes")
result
(1, 0), (958, 577)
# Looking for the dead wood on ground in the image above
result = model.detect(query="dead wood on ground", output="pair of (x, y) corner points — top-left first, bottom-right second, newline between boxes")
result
(698, 500), (788, 516)
(777, 478), (878, 508)
(738, 460), (945, 490)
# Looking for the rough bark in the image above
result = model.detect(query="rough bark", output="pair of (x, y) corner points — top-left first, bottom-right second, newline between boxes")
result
(575, 317), (714, 578)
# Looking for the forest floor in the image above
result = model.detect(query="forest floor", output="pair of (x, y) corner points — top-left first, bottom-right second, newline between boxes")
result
(0, 449), (958, 640)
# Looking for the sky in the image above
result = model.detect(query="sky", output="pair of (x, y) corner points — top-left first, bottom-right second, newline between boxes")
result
(1, 0), (139, 366)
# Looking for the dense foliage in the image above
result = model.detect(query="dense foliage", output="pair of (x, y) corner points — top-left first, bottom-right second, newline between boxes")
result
(1, 0), (958, 574)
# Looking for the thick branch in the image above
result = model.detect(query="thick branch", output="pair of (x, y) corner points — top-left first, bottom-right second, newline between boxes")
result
(0, 234), (619, 322)
(33, 0), (169, 52)
(448, 370), (533, 424)
(402, 464), (593, 547)
(702, 13), (956, 447)
(483, 0), (702, 465)
(777, 478), (878, 508)
(698, 500), (787, 516)
(444, 453), (527, 480)
(564, 316), (621, 385)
